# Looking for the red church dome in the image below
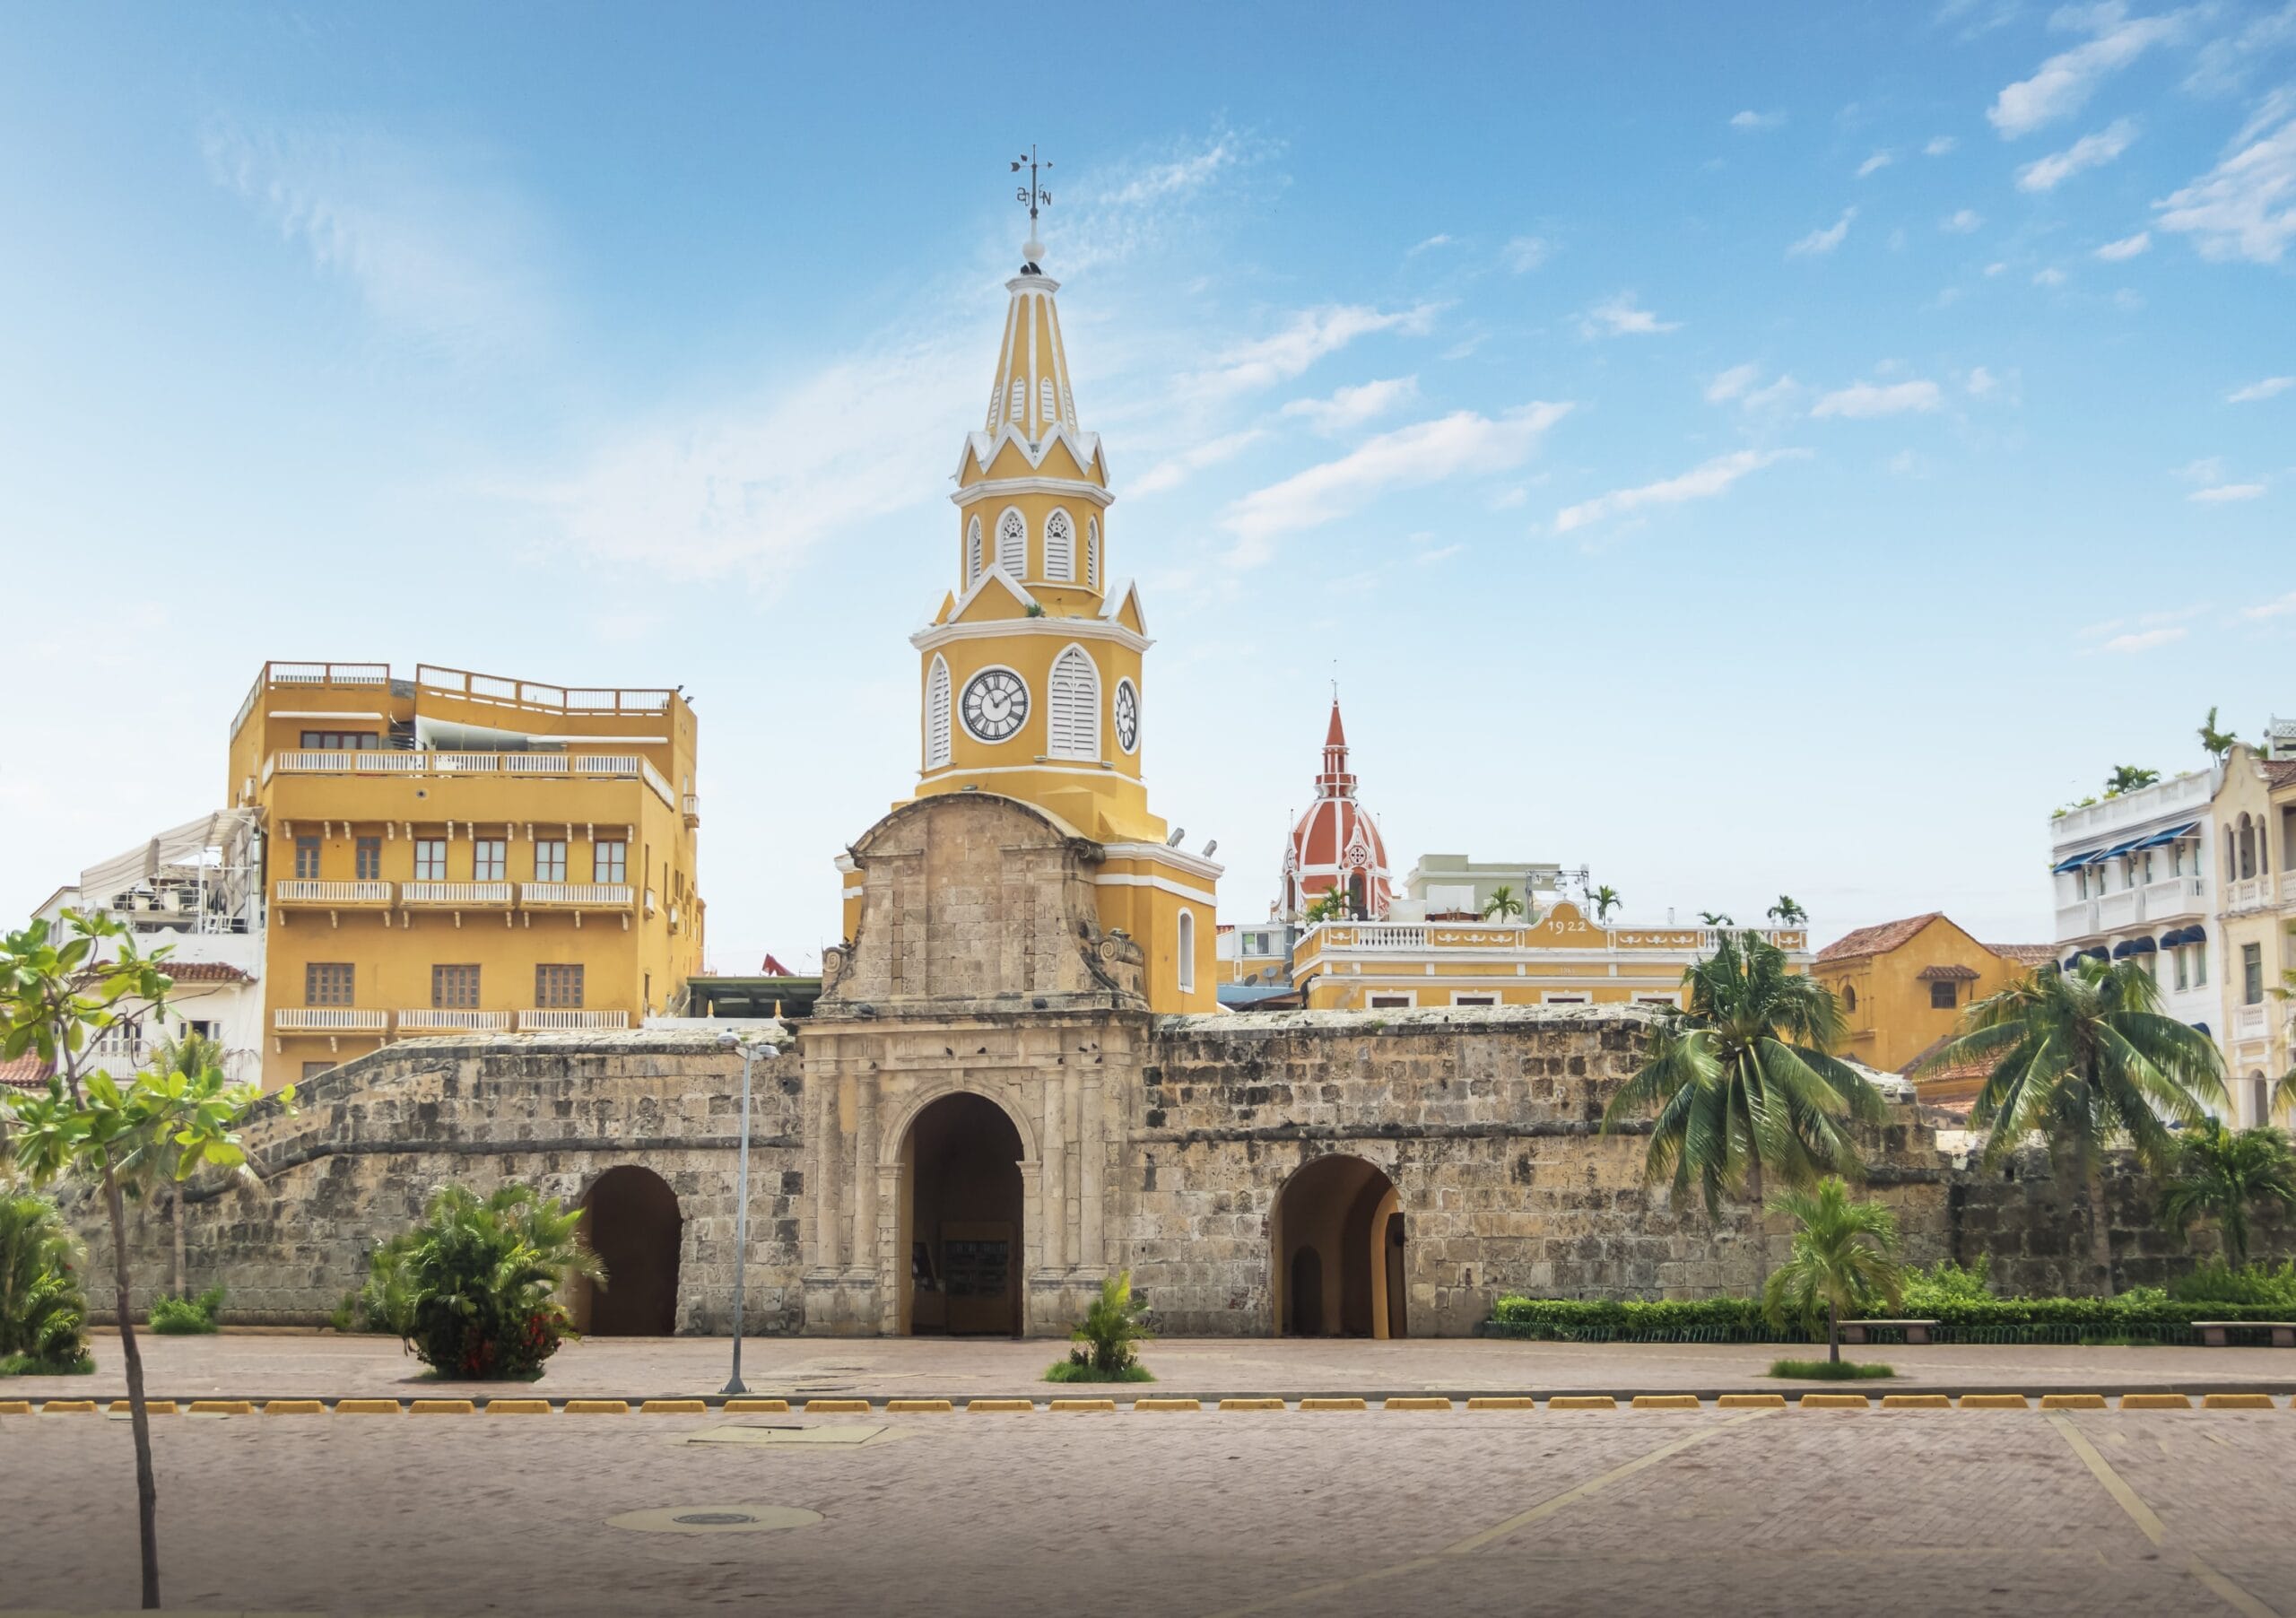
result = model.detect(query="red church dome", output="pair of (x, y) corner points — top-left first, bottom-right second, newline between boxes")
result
(1283, 699), (1392, 919)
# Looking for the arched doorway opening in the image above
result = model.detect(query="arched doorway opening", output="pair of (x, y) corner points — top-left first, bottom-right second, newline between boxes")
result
(574, 1165), (682, 1335)
(1272, 1155), (1405, 1338)
(900, 1092), (1024, 1337)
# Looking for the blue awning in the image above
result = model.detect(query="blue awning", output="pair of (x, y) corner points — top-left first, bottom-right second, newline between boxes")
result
(2193, 1022), (2210, 1037)
(2115, 936), (2158, 956)
(2062, 956), (2083, 972)
(2132, 821), (2201, 851)
(2081, 946), (2110, 962)
(2051, 852), (2093, 874)
(2160, 925), (2202, 947)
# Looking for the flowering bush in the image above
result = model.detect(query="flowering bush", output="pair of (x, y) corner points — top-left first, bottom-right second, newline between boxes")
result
(361, 1184), (602, 1379)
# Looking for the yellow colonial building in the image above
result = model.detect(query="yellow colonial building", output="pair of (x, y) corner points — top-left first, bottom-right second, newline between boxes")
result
(230, 661), (705, 1089)
(2211, 740), (2296, 1122)
(1811, 912), (2051, 1077)
(837, 235), (1219, 1013)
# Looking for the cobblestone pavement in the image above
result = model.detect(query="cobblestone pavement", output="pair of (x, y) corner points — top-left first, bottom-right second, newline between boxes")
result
(4, 1405), (2293, 1616)
(14, 1329), (2296, 1403)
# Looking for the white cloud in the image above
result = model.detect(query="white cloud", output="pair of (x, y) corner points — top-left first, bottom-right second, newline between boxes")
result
(1552, 448), (1809, 534)
(2186, 2), (2296, 94)
(1705, 362), (1762, 403)
(1100, 140), (1240, 208)
(2100, 626), (2188, 653)
(1858, 150), (1896, 177)
(2244, 589), (2296, 618)
(1889, 448), (1924, 475)
(1192, 303), (1439, 396)
(1926, 135), (1961, 156)
(1788, 208), (1857, 256)
(1131, 428), (1273, 496)
(1742, 373), (1805, 412)
(2153, 106), (2296, 263)
(1578, 293), (1682, 337)
(1811, 378), (1944, 418)
(2033, 266), (2070, 285)
(1985, 260), (2009, 274)
(1943, 208), (1986, 232)
(2190, 482), (2267, 501)
(1503, 235), (1550, 272)
(1280, 376), (1421, 433)
(1989, 7), (2182, 136)
(1967, 365), (2000, 396)
(1408, 233), (1455, 256)
(2229, 376), (2295, 402)
(2178, 455), (2230, 483)
(2016, 118), (2139, 190)
(1731, 109), (1787, 130)
(2095, 230), (2152, 258)
(1221, 404), (1573, 561)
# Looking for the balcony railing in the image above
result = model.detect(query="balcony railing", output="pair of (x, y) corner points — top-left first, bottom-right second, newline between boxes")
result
(274, 1007), (388, 1033)
(397, 1010), (515, 1033)
(2048, 770), (2214, 843)
(2139, 876), (2206, 921)
(2057, 900), (2098, 938)
(400, 882), (513, 907)
(520, 883), (634, 909)
(2233, 1003), (2270, 1044)
(415, 663), (673, 717)
(517, 1009), (629, 1031)
(2097, 890), (2140, 930)
(274, 880), (392, 907)
(2227, 877), (2273, 914)
(1298, 919), (1809, 960)
(262, 749), (676, 810)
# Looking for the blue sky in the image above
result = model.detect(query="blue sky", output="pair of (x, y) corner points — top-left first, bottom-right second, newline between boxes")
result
(3, 2), (2292, 969)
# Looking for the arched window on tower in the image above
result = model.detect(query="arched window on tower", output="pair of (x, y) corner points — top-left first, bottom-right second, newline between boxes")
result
(966, 517), (982, 587)
(996, 509), (1026, 577)
(1048, 644), (1100, 761)
(926, 657), (952, 769)
(1086, 518), (1100, 589)
(1178, 909), (1196, 994)
(1045, 510), (1074, 582)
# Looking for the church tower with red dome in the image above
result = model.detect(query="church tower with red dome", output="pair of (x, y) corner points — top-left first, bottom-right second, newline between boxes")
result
(1282, 698), (1392, 920)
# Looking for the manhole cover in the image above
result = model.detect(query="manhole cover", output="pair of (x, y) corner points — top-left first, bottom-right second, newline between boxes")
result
(607, 1504), (823, 1535)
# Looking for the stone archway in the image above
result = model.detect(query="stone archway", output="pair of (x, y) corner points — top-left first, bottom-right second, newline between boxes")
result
(575, 1165), (682, 1336)
(1272, 1154), (1405, 1338)
(899, 1092), (1025, 1337)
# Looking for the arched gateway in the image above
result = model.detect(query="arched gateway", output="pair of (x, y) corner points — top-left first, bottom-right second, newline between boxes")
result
(900, 1092), (1026, 1336)
(575, 1165), (682, 1335)
(1273, 1155), (1405, 1338)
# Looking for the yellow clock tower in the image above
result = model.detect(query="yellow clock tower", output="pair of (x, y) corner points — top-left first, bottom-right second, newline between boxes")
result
(835, 221), (1220, 1013)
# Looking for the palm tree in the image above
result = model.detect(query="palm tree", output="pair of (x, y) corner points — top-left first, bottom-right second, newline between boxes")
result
(1923, 958), (2225, 1292)
(2157, 1119), (2296, 1269)
(1602, 934), (1886, 1284)
(2197, 706), (2239, 761)
(147, 1031), (226, 1300)
(1761, 1177), (1905, 1363)
(1303, 893), (1344, 926)
(1482, 885), (1524, 923)
(2104, 764), (2161, 796)
(1699, 910), (1735, 928)
(1767, 896), (1808, 926)
(1592, 886), (1622, 922)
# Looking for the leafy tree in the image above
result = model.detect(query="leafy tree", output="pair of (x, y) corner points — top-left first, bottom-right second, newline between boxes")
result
(1924, 957), (2224, 1293)
(1767, 896), (1808, 926)
(1066, 1268), (1152, 1377)
(1699, 910), (1735, 928)
(3, 910), (281, 1610)
(2156, 1120), (2296, 1269)
(2104, 764), (2161, 796)
(2197, 706), (2239, 761)
(0, 1189), (90, 1372)
(1592, 885), (1622, 922)
(1482, 884), (1525, 923)
(148, 1031), (226, 1300)
(1601, 934), (1886, 1283)
(1303, 893), (1344, 925)
(1761, 1177), (1905, 1363)
(363, 1183), (600, 1379)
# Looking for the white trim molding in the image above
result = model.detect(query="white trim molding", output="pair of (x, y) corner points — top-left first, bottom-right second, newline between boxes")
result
(1099, 840), (1226, 882)
(911, 616), (1152, 657)
(1091, 872), (1219, 907)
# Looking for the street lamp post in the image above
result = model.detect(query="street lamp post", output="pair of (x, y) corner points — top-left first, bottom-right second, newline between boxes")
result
(720, 1032), (775, 1396)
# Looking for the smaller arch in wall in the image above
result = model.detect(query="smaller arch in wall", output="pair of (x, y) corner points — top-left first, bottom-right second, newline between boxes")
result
(575, 1165), (683, 1336)
(1272, 1154), (1403, 1338)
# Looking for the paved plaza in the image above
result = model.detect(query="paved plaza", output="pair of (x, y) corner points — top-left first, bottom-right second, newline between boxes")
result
(6, 1396), (2296, 1616)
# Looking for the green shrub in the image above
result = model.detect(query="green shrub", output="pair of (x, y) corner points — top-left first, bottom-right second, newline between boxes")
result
(1043, 1358), (1156, 1383)
(1900, 1257), (1994, 1310)
(1768, 1358), (1895, 1380)
(2170, 1260), (2296, 1309)
(0, 1191), (91, 1373)
(362, 1184), (601, 1380)
(149, 1285), (224, 1335)
(1060, 1269), (1152, 1379)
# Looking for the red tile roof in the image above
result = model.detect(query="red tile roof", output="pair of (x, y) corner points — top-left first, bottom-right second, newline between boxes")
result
(1814, 913), (1944, 963)
(2266, 758), (2296, 788)
(0, 1053), (55, 1091)
(1987, 943), (2059, 968)
(163, 961), (251, 984)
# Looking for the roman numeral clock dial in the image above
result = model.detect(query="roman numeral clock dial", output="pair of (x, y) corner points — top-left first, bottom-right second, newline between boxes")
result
(961, 668), (1030, 743)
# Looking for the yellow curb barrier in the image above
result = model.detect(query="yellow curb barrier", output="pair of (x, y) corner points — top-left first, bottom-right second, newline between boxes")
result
(1717, 1394), (1787, 1409)
(42, 1400), (100, 1414)
(409, 1399), (476, 1415)
(639, 1399), (709, 1415)
(1048, 1397), (1118, 1413)
(2120, 1393), (2192, 1410)
(485, 1399), (552, 1415)
(263, 1400), (327, 1416)
(336, 1399), (401, 1415)
(1549, 1396), (1619, 1411)
(0, 1400), (36, 1415)
(1881, 1395), (1952, 1409)
(109, 1400), (178, 1415)
(723, 1397), (790, 1414)
(1134, 1397), (1202, 1412)
(1465, 1396), (1537, 1411)
(2039, 1394), (2107, 1410)
(1631, 1395), (1700, 1410)
(885, 1398), (955, 1414)
(804, 1398), (873, 1414)
(1385, 1396), (1453, 1411)
(1219, 1397), (1288, 1412)
(1959, 1394), (2029, 1409)
(561, 1399), (630, 1415)
(187, 1400), (255, 1416)
(1797, 1394), (1870, 1410)
(1300, 1397), (1369, 1412)
(966, 1398), (1036, 1413)
(2202, 1393), (2277, 1410)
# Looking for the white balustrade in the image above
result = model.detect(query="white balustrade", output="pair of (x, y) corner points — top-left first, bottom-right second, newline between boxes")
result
(516, 1009), (629, 1031)
(274, 1007), (388, 1032)
(400, 882), (513, 906)
(274, 880), (391, 905)
(396, 1010), (514, 1032)
(2233, 1003), (2269, 1043)
(521, 883), (634, 909)
(2227, 877), (2270, 913)
(2096, 891), (2140, 929)
(2139, 876), (2206, 920)
(2056, 900), (2099, 938)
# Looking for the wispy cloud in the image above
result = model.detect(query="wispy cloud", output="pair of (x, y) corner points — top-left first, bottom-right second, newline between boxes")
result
(1502, 235), (1551, 272)
(2154, 101), (2296, 263)
(1811, 378), (1944, 418)
(2245, 589), (2296, 618)
(2186, 1), (2296, 94)
(1857, 150), (1896, 177)
(1578, 293), (1681, 337)
(2033, 266), (2070, 285)
(2096, 230), (2152, 258)
(2016, 118), (2139, 190)
(1988, 6), (2182, 136)
(1131, 428), (1273, 496)
(2100, 626), (2187, 653)
(1731, 109), (1787, 131)
(1967, 365), (2000, 396)
(1191, 303), (1439, 396)
(1222, 404), (1571, 561)
(1705, 362), (1762, 403)
(1943, 207), (1985, 232)
(2229, 375), (2295, 402)
(1788, 208), (1857, 256)
(1408, 233), (1455, 256)
(2190, 482), (2267, 501)
(1743, 373), (1805, 412)
(1552, 448), (1809, 535)
(1280, 376), (1420, 433)
(1926, 135), (1961, 156)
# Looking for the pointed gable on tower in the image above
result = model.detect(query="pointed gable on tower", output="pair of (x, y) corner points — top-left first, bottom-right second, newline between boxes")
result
(1283, 697), (1393, 920)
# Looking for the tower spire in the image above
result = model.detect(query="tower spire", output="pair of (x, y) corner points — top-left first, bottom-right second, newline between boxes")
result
(1011, 145), (1052, 271)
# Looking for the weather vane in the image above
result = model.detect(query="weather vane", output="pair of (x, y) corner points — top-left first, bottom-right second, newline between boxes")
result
(1011, 146), (1052, 269)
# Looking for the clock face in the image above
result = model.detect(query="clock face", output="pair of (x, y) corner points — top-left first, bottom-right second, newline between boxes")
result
(1114, 679), (1140, 753)
(961, 667), (1030, 743)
